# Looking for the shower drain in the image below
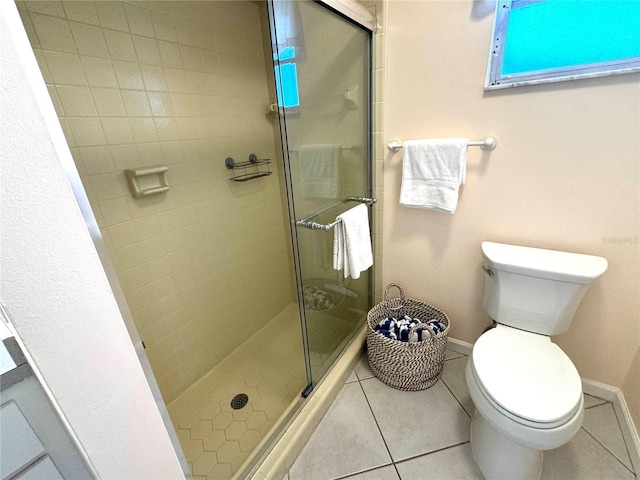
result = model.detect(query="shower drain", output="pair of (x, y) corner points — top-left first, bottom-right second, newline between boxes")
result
(230, 393), (249, 410)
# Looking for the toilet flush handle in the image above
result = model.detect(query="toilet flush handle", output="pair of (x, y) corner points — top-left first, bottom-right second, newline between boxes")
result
(482, 265), (494, 276)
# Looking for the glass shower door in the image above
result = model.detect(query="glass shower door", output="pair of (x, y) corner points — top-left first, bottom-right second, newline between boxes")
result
(270, 0), (373, 385)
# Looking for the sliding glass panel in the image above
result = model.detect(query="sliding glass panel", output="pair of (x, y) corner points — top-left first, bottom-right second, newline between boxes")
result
(271, 0), (373, 385)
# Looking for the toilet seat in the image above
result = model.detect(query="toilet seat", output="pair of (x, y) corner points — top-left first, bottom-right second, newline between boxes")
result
(471, 325), (582, 428)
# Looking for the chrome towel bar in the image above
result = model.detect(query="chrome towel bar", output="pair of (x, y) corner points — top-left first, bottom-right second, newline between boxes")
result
(387, 136), (497, 153)
(296, 196), (376, 231)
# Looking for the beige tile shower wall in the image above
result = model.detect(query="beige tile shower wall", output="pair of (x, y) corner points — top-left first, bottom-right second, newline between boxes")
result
(19, 0), (293, 404)
(359, 0), (385, 304)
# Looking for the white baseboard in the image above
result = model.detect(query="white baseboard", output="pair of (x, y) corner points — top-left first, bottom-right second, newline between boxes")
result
(581, 377), (618, 402)
(446, 337), (473, 356)
(582, 378), (640, 475)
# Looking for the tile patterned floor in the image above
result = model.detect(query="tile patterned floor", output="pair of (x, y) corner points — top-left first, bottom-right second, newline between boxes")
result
(287, 350), (638, 480)
(167, 304), (307, 479)
(165, 301), (363, 479)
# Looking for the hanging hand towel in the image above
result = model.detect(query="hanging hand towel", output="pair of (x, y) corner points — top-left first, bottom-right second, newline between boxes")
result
(399, 138), (468, 213)
(333, 203), (373, 279)
(300, 144), (340, 199)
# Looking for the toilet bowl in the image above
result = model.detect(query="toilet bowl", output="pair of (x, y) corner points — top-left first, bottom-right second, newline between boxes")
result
(465, 242), (607, 480)
(466, 325), (584, 479)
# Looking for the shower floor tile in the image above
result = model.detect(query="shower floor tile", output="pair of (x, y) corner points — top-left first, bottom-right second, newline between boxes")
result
(167, 304), (307, 480)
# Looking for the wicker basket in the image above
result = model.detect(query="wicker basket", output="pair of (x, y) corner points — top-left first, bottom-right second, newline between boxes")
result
(367, 283), (450, 391)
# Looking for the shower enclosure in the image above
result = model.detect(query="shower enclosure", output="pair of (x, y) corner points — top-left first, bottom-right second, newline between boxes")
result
(17, 0), (372, 477)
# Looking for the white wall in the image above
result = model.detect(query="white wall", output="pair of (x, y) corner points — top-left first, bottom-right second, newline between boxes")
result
(383, 0), (639, 426)
(0, 2), (185, 478)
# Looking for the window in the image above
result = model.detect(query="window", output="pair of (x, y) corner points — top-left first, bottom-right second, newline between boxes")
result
(486, 0), (640, 89)
(274, 46), (300, 109)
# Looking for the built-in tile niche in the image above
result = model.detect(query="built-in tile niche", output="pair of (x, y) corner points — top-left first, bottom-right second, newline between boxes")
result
(17, 0), (293, 403)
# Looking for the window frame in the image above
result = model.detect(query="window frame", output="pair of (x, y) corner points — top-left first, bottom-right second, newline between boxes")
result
(485, 0), (640, 90)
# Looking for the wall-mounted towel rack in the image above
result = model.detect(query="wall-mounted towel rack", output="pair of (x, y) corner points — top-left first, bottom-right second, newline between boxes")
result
(296, 196), (376, 231)
(387, 136), (497, 153)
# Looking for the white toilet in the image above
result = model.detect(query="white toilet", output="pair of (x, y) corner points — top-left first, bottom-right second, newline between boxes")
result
(465, 241), (608, 480)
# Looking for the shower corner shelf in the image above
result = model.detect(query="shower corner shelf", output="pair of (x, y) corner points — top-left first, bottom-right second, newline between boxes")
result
(225, 154), (272, 182)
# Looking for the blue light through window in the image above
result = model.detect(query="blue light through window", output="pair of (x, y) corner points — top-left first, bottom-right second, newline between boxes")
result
(486, 0), (640, 89)
(503, 0), (640, 75)
(274, 47), (300, 108)
(277, 46), (296, 61)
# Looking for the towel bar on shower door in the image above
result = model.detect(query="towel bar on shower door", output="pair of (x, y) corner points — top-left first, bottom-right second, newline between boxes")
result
(296, 196), (377, 231)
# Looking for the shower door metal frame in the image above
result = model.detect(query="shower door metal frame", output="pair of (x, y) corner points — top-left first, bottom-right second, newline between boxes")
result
(319, 0), (377, 31)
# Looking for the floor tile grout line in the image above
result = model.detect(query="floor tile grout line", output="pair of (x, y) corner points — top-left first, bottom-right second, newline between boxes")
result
(331, 461), (395, 480)
(581, 401), (635, 474)
(609, 403), (638, 475)
(440, 357), (474, 419)
(440, 375), (472, 418)
(356, 376), (403, 480)
(584, 399), (610, 410)
(444, 353), (468, 360)
(580, 426), (636, 476)
(392, 440), (472, 468)
(329, 440), (474, 480)
(610, 403), (637, 475)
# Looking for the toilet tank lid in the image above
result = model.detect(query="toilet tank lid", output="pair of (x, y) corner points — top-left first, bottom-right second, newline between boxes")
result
(481, 242), (608, 284)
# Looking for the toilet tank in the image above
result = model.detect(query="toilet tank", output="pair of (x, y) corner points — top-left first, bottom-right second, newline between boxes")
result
(481, 242), (608, 336)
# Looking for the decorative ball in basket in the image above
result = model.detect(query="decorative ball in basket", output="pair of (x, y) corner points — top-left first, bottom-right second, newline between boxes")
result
(367, 283), (450, 391)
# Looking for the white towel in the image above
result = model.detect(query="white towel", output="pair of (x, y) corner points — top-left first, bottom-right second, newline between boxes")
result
(333, 204), (373, 279)
(272, 0), (302, 51)
(399, 138), (468, 213)
(300, 144), (340, 199)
